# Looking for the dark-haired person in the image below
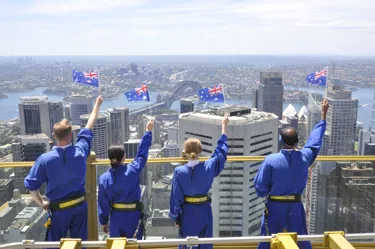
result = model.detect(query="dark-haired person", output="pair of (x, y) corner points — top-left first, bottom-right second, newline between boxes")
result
(97, 118), (154, 239)
(24, 96), (103, 245)
(254, 99), (329, 249)
(169, 115), (229, 249)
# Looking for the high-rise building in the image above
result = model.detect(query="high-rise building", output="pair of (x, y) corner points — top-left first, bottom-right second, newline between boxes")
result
(163, 141), (179, 157)
(180, 99), (194, 113)
(107, 108), (130, 145)
(372, 90), (375, 134)
(167, 126), (179, 144)
(124, 139), (148, 185)
(145, 209), (179, 238)
(11, 134), (52, 193)
(64, 105), (71, 121)
(324, 85), (358, 155)
(129, 63), (138, 75)
(312, 162), (375, 234)
(69, 95), (93, 125)
(358, 129), (375, 155)
(178, 106), (279, 237)
(256, 72), (284, 119)
(80, 114), (108, 159)
(19, 97), (64, 139)
(307, 93), (323, 135)
(252, 89), (258, 109)
(0, 179), (13, 206)
(153, 121), (161, 145)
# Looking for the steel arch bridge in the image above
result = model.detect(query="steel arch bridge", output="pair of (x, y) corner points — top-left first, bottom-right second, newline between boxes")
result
(164, 80), (202, 108)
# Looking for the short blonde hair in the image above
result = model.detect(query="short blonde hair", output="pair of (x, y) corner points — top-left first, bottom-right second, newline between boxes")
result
(53, 119), (72, 140)
(183, 138), (202, 160)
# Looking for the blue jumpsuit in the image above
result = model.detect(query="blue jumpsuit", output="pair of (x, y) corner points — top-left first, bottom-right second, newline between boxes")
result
(24, 128), (93, 245)
(169, 134), (228, 249)
(254, 120), (326, 249)
(98, 131), (152, 239)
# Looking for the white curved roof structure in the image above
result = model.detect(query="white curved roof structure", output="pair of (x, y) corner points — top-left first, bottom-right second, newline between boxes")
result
(283, 104), (297, 117)
(298, 105), (308, 119)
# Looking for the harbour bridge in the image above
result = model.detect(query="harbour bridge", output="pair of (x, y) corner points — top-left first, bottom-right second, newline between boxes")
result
(130, 80), (202, 116)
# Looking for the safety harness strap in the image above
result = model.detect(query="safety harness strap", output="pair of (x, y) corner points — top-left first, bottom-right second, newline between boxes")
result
(111, 202), (143, 212)
(49, 195), (86, 211)
(184, 194), (211, 205)
(268, 194), (301, 202)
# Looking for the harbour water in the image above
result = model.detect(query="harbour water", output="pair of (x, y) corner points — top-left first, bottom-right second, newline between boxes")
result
(1, 87), (373, 129)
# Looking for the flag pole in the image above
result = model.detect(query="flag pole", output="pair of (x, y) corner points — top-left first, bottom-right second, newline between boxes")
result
(222, 83), (227, 114)
(325, 66), (328, 98)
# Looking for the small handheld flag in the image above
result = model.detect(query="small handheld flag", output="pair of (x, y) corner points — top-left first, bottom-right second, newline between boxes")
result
(197, 84), (225, 103)
(72, 70), (99, 88)
(125, 84), (150, 102)
(306, 67), (327, 86)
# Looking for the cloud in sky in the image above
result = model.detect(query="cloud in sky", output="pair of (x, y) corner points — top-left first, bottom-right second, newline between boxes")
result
(0, 0), (374, 56)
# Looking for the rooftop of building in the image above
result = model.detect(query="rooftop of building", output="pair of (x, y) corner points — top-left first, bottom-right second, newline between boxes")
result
(179, 105), (278, 125)
(124, 139), (141, 144)
(80, 113), (107, 120)
(0, 178), (12, 186)
(15, 207), (38, 219)
(13, 133), (51, 142)
(152, 209), (170, 218)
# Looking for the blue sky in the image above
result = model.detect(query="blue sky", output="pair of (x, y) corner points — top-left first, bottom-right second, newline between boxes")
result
(0, 0), (374, 56)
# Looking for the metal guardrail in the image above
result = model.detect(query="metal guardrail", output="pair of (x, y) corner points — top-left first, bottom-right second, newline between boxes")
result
(1, 155), (375, 243)
(0, 233), (374, 249)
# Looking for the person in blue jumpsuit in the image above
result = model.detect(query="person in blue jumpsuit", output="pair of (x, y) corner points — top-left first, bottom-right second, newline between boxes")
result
(169, 115), (229, 249)
(254, 99), (329, 249)
(24, 95), (103, 245)
(98, 118), (154, 239)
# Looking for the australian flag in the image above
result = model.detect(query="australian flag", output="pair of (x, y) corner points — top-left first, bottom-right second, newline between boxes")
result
(198, 84), (225, 103)
(125, 84), (150, 102)
(72, 70), (99, 87)
(306, 67), (327, 86)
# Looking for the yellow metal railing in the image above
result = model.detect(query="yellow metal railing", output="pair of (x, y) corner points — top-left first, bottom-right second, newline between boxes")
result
(1, 154), (375, 244)
(1, 232), (375, 249)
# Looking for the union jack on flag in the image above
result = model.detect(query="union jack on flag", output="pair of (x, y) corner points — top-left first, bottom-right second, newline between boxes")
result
(72, 69), (99, 87)
(306, 67), (327, 86)
(125, 84), (150, 102)
(198, 84), (225, 103)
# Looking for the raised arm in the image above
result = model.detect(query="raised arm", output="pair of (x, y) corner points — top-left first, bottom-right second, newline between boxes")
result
(24, 157), (49, 209)
(254, 157), (272, 198)
(85, 96), (103, 130)
(130, 118), (154, 174)
(76, 96), (103, 158)
(169, 169), (184, 225)
(208, 115), (229, 177)
(301, 99), (329, 165)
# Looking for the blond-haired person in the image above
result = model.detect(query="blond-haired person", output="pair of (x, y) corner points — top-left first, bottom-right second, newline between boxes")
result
(24, 96), (103, 247)
(169, 115), (229, 249)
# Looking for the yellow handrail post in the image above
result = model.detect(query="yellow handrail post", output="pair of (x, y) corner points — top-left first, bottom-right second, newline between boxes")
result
(86, 151), (98, 241)
(271, 233), (299, 249)
(106, 238), (127, 249)
(324, 231), (355, 249)
(60, 239), (82, 249)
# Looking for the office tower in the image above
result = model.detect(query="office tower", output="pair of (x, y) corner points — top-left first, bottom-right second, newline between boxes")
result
(312, 162), (375, 234)
(180, 99), (194, 113)
(69, 95), (93, 125)
(163, 141), (179, 157)
(64, 105), (71, 121)
(307, 93), (323, 135)
(252, 89), (258, 109)
(145, 209), (179, 238)
(325, 85), (358, 155)
(107, 107), (130, 145)
(129, 63), (138, 75)
(153, 121), (161, 145)
(256, 72), (284, 119)
(80, 114), (108, 159)
(124, 139), (148, 185)
(178, 106), (279, 237)
(0, 179), (13, 206)
(19, 97), (64, 139)
(152, 174), (173, 210)
(71, 125), (81, 145)
(11, 134), (52, 193)
(358, 129), (375, 155)
(364, 142), (375, 155)
(167, 126), (179, 143)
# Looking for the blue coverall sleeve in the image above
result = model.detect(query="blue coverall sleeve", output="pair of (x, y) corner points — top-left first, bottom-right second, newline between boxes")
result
(169, 170), (184, 222)
(207, 134), (229, 177)
(24, 156), (47, 191)
(97, 180), (111, 225)
(301, 120), (326, 165)
(254, 157), (272, 198)
(75, 128), (94, 159)
(130, 131), (152, 174)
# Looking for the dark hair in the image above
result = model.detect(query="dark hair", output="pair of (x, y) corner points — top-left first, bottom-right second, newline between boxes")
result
(280, 127), (299, 147)
(108, 145), (125, 168)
